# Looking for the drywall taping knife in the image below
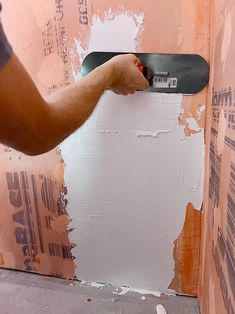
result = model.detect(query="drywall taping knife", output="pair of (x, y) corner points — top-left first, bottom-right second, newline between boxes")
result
(81, 52), (209, 95)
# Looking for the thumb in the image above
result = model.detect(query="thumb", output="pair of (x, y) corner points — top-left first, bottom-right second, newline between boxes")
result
(133, 57), (149, 89)
(137, 71), (150, 89)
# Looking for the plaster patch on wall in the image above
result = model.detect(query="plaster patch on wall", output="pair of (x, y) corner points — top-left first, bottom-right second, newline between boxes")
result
(72, 11), (144, 81)
(89, 13), (144, 52)
(185, 118), (201, 133)
(63, 4), (205, 292)
(95, 92), (182, 134)
(61, 88), (204, 290)
(179, 101), (206, 136)
(92, 4), (144, 25)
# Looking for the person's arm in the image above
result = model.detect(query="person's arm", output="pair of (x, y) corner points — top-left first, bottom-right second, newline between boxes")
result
(0, 53), (149, 155)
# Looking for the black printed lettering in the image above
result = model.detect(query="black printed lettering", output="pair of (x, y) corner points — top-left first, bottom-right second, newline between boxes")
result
(15, 227), (28, 244)
(12, 210), (25, 226)
(78, 0), (88, 25)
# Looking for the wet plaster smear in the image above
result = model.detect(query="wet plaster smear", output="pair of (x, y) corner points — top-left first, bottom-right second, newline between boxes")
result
(61, 12), (204, 291)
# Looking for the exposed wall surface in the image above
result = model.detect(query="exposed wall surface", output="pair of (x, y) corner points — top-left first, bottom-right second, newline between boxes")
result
(0, 0), (76, 279)
(200, 0), (235, 313)
(0, 0), (209, 295)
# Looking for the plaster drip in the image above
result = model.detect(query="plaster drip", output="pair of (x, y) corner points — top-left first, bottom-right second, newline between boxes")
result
(89, 281), (106, 288)
(156, 304), (168, 314)
(97, 130), (120, 135)
(96, 126), (177, 138)
(135, 125), (177, 138)
(80, 280), (165, 297)
(113, 287), (162, 297)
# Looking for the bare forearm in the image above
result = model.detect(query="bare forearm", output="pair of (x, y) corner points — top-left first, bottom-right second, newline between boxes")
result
(42, 63), (114, 153)
(0, 55), (114, 155)
(0, 53), (148, 155)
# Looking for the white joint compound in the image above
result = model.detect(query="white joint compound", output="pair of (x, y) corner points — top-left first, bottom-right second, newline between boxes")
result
(61, 10), (204, 291)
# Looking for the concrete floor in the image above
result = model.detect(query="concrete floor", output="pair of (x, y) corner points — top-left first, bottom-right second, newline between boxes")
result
(0, 269), (200, 314)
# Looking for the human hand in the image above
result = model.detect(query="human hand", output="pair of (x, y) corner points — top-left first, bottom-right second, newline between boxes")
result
(103, 54), (149, 95)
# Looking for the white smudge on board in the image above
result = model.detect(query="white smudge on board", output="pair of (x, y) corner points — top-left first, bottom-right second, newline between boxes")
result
(156, 304), (168, 314)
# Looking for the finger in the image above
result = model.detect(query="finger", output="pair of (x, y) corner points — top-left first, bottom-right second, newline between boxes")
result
(127, 87), (138, 95)
(135, 57), (142, 66)
(142, 77), (150, 89)
(137, 72), (150, 89)
(127, 54), (141, 66)
(122, 90), (130, 96)
(110, 88), (121, 95)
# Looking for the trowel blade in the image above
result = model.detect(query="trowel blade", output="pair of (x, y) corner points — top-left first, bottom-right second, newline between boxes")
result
(81, 52), (209, 95)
